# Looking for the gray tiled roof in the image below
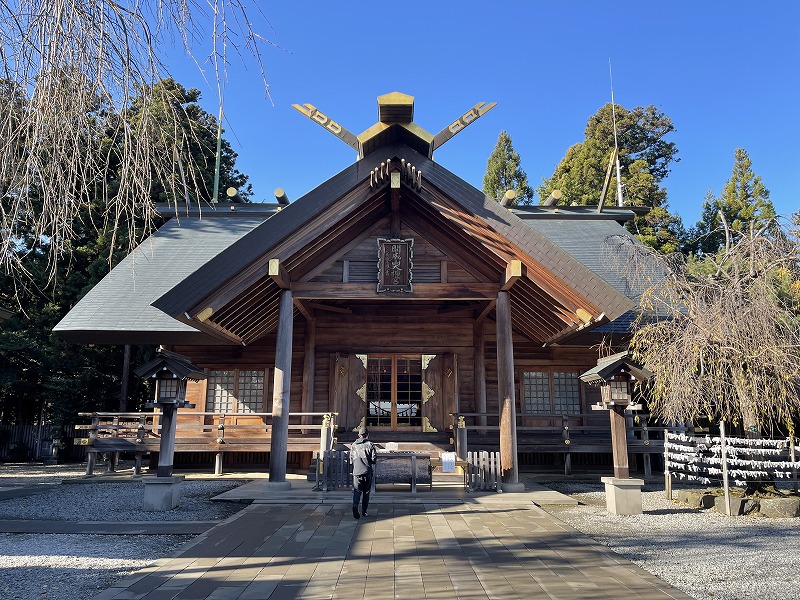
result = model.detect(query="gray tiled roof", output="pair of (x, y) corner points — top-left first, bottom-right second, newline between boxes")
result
(154, 143), (634, 324)
(57, 142), (647, 345)
(54, 214), (266, 344)
(521, 218), (645, 300)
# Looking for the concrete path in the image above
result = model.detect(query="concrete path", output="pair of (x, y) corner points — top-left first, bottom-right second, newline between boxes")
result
(93, 491), (692, 600)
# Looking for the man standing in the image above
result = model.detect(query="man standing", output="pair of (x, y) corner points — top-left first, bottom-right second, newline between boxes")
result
(350, 427), (377, 519)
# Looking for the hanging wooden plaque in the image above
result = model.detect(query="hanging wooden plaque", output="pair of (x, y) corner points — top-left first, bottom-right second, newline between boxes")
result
(377, 238), (413, 293)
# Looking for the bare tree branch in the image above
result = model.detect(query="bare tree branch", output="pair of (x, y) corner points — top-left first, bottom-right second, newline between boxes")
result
(604, 217), (800, 435)
(0, 1), (271, 283)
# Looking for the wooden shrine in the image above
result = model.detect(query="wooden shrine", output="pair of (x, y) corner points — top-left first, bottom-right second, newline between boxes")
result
(55, 92), (655, 486)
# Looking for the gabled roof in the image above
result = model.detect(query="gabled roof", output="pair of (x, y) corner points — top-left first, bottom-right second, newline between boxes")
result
(55, 88), (656, 347)
(149, 142), (635, 345)
(53, 212), (269, 344)
(579, 351), (653, 384)
(134, 348), (207, 381)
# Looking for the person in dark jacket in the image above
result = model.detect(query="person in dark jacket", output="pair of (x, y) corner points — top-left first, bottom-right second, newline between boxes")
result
(350, 427), (377, 519)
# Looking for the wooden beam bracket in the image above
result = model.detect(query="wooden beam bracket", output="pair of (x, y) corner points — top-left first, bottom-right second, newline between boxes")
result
(268, 258), (291, 289)
(501, 260), (525, 291)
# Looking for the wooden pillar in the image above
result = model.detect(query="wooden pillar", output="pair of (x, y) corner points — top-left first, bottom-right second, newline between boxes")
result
(157, 403), (177, 477)
(269, 289), (294, 482)
(609, 405), (630, 479)
(496, 291), (519, 484)
(473, 320), (487, 434)
(301, 317), (316, 428)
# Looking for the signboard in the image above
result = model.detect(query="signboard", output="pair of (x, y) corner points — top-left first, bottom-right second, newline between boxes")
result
(377, 238), (413, 293)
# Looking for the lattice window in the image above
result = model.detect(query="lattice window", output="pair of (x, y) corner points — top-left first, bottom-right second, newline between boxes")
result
(522, 371), (550, 414)
(553, 372), (581, 415)
(522, 370), (582, 415)
(237, 370), (265, 413)
(157, 378), (179, 401)
(367, 357), (392, 427)
(396, 358), (422, 428)
(206, 370), (235, 413)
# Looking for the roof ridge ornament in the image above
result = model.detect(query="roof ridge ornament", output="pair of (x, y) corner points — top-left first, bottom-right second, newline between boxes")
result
(292, 93), (496, 159)
(290, 102), (361, 152)
(431, 101), (497, 153)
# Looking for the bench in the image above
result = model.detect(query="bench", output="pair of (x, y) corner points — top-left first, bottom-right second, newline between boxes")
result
(374, 452), (432, 493)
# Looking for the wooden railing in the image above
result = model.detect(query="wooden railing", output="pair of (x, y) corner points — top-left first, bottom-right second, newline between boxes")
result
(451, 412), (691, 476)
(76, 411), (337, 476)
(314, 449), (502, 494)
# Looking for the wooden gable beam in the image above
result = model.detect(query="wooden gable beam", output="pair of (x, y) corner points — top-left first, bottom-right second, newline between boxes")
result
(298, 216), (390, 283)
(307, 302), (353, 314)
(437, 302), (480, 315)
(181, 311), (244, 345)
(475, 299), (496, 324)
(293, 299), (314, 321)
(401, 206), (502, 283)
(420, 186), (606, 320)
(286, 195), (388, 275)
(502, 260), (525, 291)
(291, 282), (498, 301)
(268, 259), (290, 289)
(188, 180), (380, 318)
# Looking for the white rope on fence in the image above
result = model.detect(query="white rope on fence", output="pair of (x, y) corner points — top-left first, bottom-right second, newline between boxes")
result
(663, 424), (798, 509)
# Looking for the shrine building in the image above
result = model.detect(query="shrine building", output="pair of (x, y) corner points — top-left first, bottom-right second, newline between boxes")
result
(55, 92), (649, 485)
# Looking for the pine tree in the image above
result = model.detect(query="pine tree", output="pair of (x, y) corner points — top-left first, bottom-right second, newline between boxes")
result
(690, 149), (775, 255)
(482, 131), (534, 205)
(538, 103), (684, 254)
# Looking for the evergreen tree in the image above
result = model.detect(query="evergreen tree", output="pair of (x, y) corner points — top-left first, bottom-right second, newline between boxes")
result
(483, 131), (534, 205)
(127, 79), (252, 205)
(0, 79), (251, 431)
(538, 103), (684, 254)
(689, 149), (775, 256)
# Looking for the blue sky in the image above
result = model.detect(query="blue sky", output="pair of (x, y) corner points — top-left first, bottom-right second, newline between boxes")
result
(169, 1), (799, 227)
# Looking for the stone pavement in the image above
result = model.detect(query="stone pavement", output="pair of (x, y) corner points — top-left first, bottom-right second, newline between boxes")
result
(92, 482), (692, 600)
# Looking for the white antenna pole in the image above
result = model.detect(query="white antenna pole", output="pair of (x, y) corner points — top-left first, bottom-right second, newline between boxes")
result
(609, 59), (624, 206)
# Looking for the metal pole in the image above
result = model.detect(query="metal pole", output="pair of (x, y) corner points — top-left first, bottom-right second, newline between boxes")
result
(212, 105), (223, 204)
(720, 421), (731, 516)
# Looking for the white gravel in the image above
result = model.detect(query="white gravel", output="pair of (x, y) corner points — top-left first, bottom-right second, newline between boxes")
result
(541, 481), (800, 600)
(3, 465), (798, 600)
(0, 463), (246, 600)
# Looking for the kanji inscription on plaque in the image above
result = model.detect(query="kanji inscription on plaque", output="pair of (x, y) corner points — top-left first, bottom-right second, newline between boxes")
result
(377, 238), (413, 293)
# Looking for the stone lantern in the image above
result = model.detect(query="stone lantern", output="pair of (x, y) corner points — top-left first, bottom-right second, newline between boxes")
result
(580, 352), (651, 515)
(134, 349), (205, 510)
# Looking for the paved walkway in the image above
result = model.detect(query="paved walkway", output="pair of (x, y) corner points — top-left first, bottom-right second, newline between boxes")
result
(92, 482), (692, 600)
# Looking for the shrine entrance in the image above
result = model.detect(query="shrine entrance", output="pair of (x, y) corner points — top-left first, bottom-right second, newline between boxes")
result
(332, 351), (457, 434)
(365, 355), (423, 430)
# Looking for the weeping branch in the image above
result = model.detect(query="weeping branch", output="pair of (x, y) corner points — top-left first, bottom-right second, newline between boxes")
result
(0, 1), (272, 284)
(603, 215), (800, 435)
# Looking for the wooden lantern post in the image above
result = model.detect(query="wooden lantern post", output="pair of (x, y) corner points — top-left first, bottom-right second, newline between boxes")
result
(580, 352), (650, 515)
(602, 373), (633, 479)
(134, 349), (204, 511)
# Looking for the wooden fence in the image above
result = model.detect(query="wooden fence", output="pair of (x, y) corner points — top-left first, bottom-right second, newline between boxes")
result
(314, 449), (502, 493)
(0, 423), (85, 461)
